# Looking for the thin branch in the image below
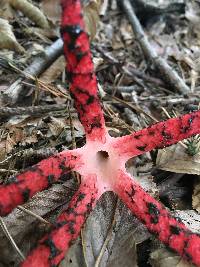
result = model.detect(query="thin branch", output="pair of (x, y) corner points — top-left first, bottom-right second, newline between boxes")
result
(119, 0), (190, 94)
(2, 39), (63, 104)
(0, 104), (74, 117)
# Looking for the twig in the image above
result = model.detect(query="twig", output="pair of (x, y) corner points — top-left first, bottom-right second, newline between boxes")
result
(96, 46), (166, 89)
(0, 169), (17, 174)
(147, 95), (200, 107)
(123, 64), (165, 87)
(2, 39), (63, 104)
(7, 61), (69, 99)
(0, 104), (73, 117)
(106, 85), (138, 93)
(111, 95), (158, 122)
(119, 0), (190, 94)
(117, 0), (185, 24)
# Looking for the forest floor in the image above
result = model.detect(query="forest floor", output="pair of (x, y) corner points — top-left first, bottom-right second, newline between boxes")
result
(0, 0), (200, 266)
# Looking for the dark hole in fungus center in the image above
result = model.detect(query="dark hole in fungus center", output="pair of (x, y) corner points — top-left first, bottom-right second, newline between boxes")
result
(97, 150), (109, 161)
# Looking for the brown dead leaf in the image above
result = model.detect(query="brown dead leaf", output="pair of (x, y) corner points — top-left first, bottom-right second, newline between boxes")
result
(40, 56), (65, 84)
(41, 0), (102, 39)
(10, 0), (49, 29)
(81, 193), (148, 267)
(9, 127), (24, 144)
(24, 27), (58, 40)
(156, 143), (200, 175)
(0, 140), (11, 161)
(120, 19), (133, 45)
(192, 178), (200, 213)
(0, 180), (76, 266)
(0, 18), (25, 52)
(0, 128), (24, 161)
(83, 0), (102, 40)
(41, 0), (61, 25)
(0, 0), (14, 20)
(150, 248), (195, 267)
(61, 193), (149, 267)
(185, 1), (200, 38)
(47, 117), (66, 137)
(107, 233), (138, 267)
(173, 210), (200, 233)
(6, 126), (38, 147)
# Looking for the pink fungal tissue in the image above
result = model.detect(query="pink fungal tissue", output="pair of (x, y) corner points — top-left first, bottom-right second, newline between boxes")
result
(0, 0), (200, 266)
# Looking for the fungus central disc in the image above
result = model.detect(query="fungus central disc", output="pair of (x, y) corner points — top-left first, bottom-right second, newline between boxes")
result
(94, 149), (117, 190)
(78, 135), (125, 191)
(96, 150), (109, 160)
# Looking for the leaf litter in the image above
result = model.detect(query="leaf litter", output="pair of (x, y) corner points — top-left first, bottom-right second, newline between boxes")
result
(1, 0), (200, 266)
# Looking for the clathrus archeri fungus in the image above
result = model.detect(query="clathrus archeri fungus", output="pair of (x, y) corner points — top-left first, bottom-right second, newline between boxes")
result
(0, 0), (200, 266)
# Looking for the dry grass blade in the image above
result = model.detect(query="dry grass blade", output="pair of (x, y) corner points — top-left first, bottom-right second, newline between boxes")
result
(17, 206), (50, 225)
(8, 62), (70, 99)
(111, 95), (158, 122)
(0, 217), (25, 261)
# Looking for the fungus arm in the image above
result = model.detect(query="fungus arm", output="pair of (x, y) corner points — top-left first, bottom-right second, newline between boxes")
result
(0, 150), (81, 216)
(113, 111), (200, 160)
(114, 170), (200, 266)
(61, 0), (106, 142)
(21, 175), (99, 267)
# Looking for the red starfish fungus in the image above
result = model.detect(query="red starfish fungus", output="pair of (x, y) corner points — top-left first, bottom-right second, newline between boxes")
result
(0, 0), (200, 266)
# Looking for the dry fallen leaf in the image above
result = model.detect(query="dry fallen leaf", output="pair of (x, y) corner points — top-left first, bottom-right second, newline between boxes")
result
(60, 192), (149, 267)
(0, 0), (14, 19)
(106, 232), (138, 267)
(0, 180), (76, 266)
(192, 178), (200, 213)
(0, 0), (50, 52)
(173, 210), (200, 233)
(83, 0), (102, 40)
(0, 127), (25, 161)
(150, 248), (195, 267)
(0, 18), (25, 52)
(185, 1), (200, 38)
(41, 0), (61, 25)
(10, 0), (49, 29)
(41, 0), (102, 39)
(0, 140), (12, 162)
(156, 138), (200, 214)
(40, 56), (65, 84)
(47, 116), (66, 137)
(156, 142), (200, 175)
